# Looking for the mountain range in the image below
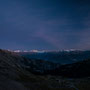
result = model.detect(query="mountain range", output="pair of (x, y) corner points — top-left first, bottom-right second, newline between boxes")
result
(18, 50), (90, 64)
(0, 49), (90, 90)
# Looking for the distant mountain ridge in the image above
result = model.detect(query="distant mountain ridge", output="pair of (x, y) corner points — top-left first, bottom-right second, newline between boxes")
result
(18, 50), (90, 64)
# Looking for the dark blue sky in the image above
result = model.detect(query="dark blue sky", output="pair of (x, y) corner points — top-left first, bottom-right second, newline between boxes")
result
(0, 0), (90, 50)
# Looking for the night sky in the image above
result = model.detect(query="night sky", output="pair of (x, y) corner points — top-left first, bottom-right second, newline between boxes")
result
(0, 0), (90, 50)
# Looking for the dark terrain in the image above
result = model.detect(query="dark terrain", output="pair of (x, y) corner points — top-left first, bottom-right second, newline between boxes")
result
(0, 49), (90, 90)
(45, 59), (90, 78)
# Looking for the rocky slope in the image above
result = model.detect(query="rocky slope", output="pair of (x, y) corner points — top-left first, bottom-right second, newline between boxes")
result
(0, 49), (28, 90)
